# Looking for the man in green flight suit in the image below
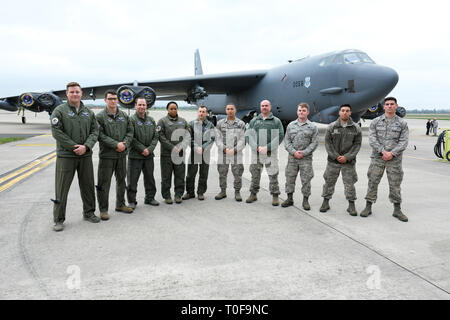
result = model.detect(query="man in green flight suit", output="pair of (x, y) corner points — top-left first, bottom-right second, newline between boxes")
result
(182, 105), (215, 201)
(127, 97), (159, 208)
(50, 82), (100, 232)
(246, 100), (284, 206)
(95, 89), (134, 220)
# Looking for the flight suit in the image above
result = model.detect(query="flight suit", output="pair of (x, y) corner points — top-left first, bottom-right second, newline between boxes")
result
(50, 102), (99, 223)
(284, 119), (318, 197)
(322, 119), (362, 201)
(185, 118), (215, 196)
(127, 112), (159, 205)
(246, 112), (284, 195)
(157, 114), (191, 200)
(215, 118), (246, 192)
(365, 114), (409, 204)
(95, 108), (134, 213)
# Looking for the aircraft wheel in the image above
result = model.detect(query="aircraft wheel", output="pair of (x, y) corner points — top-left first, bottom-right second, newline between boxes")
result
(446, 151), (450, 162)
(22, 116), (26, 124)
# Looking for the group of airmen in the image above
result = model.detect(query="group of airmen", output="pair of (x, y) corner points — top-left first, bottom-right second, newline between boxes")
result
(50, 82), (409, 232)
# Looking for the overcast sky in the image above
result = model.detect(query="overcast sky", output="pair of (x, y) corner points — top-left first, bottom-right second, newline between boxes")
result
(1, 0), (449, 109)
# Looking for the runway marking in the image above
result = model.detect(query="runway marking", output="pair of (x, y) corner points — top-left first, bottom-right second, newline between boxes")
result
(16, 144), (56, 147)
(0, 152), (56, 193)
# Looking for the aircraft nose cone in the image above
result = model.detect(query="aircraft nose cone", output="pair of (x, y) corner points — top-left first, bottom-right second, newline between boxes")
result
(381, 66), (399, 93)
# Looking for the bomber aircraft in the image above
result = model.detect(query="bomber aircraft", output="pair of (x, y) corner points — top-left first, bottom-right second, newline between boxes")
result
(0, 49), (399, 127)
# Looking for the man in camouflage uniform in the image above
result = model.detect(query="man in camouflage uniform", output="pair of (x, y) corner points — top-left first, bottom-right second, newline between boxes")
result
(50, 82), (100, 232)
(182, 105), (215, 201)
(246, 100), (284, 206)
(157, 101), (191, 204)
(320, 104), (362, 216)
(95, 90), (134, 220)
(127, 97), (159, 209)
(215, 104), (246, 202)
(360, 97), (409, 222)
(282, 103), (318, 210)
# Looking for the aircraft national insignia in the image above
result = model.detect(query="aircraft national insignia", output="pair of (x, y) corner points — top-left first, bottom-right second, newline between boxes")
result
(304, 76), (311, 88)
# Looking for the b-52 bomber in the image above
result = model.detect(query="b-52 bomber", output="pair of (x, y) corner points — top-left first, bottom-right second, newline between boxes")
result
(0, 49), (399, 126)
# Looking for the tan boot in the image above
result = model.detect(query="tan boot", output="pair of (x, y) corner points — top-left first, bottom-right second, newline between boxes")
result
(235, 191), (242, 202)
(281, 193), (293, 207)
(100, 212), (110, 221)
(272, 195), (279, 206)
(302, 196), (311, 211)
(115, 206), (133, 214)
(246, 193), (257, 203)
(215, 189), (227, 200)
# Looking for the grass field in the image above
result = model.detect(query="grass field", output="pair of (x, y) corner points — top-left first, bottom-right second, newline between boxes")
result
(406, 114), (450, 120)
(0, 137), (26, 145)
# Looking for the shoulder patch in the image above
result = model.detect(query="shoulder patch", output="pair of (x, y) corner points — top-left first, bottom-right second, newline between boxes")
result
(51, 117), (59, 125)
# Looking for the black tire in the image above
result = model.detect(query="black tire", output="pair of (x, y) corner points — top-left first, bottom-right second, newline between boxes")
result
(446, 151), (450, 162)
(22, 116), (26, 124)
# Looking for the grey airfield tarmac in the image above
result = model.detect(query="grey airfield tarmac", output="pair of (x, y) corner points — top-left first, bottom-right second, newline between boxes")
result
(0, 109), (449, 300)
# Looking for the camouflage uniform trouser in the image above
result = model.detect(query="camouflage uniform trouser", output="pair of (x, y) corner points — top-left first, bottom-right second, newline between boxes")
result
(127, 157), (156, 205)
(96, 157), (127, 212)
(365, 157), (403, 204)
(321, 162), (358, 201)
(285, 157), (314, 197)
(160, 156), (185, 199)
(249, 155), (280, 195)
(53, 156), (96, 223)
(217, 154), (244, 191)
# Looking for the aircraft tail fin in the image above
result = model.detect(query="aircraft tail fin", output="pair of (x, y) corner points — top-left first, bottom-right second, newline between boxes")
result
(194, 49), (203, 75)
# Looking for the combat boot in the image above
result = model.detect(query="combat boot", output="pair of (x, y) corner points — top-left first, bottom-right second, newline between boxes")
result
(272, 195), (279, 206)
(360, 201), (372, 217)
(198, 194), (205, 201)
(100, 212), (110, 221)
(347, 201), (357, 216)
(319, 198), (330, 212)
(182, 193), (195, 200)
(393, 203), (408, 222)
(174, 197), (182, 204)
(165, 198), (173, 205)
(281, 193), (294, 207)
(116, 206), (133, 214)
(215, 189), (227, 200)
(144, 199), (159, 206)
(84, 214), (101, 223)
(235, 191), (242, 202)
(246, 193), (258, 203)
(128, 202), (137, 210)
(302, 196), (311, 211)
(53, 222), (64, 232)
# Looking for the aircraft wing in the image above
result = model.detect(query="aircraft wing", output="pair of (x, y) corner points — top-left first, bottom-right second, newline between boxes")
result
(1, 70), (267, 103)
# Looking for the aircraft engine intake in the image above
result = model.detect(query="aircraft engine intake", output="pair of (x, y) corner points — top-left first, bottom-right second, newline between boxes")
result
(117, 86), (156, 109)
(19, 92), (63, 113)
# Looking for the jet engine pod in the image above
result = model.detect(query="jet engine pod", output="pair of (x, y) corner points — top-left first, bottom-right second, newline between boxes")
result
(0, 100), (18, 112)
(117, 86), (156, 109)
(19, 92), (63, 113)
(396, 106), (406, 118)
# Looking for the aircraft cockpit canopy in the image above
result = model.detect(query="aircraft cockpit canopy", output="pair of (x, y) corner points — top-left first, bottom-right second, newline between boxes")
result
(319, 51), (375, 67)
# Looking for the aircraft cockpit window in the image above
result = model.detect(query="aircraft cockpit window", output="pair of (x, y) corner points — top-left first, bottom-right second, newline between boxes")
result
(319, 55), (337, 67)
(358, 52), (375, 64)
(343, 53), (361, 64)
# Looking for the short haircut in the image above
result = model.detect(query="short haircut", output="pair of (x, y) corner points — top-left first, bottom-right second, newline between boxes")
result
(66, 82), (81, 90)
(166, 101), (178, 109)
(104, 89), (117, 98)
(135, 96), (147, 105)
(339, 104), (352, 111)
(384, 96), (397, 104)
(225, 103), (236, 109)
(198, 105), (208, 112)
(298, 102), (310, 112)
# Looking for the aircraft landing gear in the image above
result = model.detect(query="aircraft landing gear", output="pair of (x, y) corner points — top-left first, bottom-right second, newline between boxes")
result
(22, 116), (26, 124)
